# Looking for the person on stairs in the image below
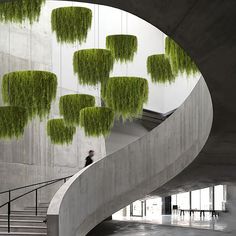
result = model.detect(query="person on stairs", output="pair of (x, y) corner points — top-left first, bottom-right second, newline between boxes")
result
(84, 150), (95, 167)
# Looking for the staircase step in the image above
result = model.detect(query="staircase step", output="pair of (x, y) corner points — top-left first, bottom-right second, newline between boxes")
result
(11, 211), (46, 216)
(0, 233), (46, 236)
(0, 225), (46, 233)
(0, 215), (45, 221)
(38, 203), (49, 208)
(0, 220), (45, 227)
(24, 207), (48, 212)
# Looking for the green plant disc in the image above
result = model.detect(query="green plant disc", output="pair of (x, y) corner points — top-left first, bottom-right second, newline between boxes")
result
(0, 106), (28, 139)
(47, 118), (76, 145)
(59, 94), (95, 126)
(104, 77), (149, 121)
(0, 0), (45, 24)
(2, 70), (57, 119)
(80, 107), (114, 137)
(165, 37), (199, 76)
(147, 54), (175, 84)
(106, 34), (138, 62)
(51, 6), (92, 44)
(73, 49), (114, 86)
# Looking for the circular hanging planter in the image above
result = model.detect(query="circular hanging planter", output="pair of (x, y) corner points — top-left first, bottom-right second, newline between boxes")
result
(106, 34), (138, 62)
(104, 77), (149, 121)
(2, 70), (57, 119)
(0, 0), (45, 24)
(0, 106), (28, 139)
(73, 49), (114, 86)
(79, 107), (114, 137)
(147, 54), (175, 84)
(165, 37), (199, 76)
(59, 94), (95, 126)
(51, 6), (92, 44)
(47, 119), (76, 145)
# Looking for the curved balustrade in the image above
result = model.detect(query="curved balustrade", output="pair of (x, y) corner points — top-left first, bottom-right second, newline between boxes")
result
(47, 77), (213, 236)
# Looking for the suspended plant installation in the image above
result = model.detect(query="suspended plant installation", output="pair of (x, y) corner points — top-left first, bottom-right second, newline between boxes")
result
(47, 119), (76, 145)
(0, 106), (28, 139)
(51, 6), (92, 44)
(59, 94), (95, 126)
(147, 54), (175, 84)
(106, 34), (138, 62)
(73, 49), (114, 86)
(104, 77), (149, 120)
(0, 0), (45, 24)
(165, 37), (199, 76)
(2, 70), (57, 119)
(80, 107), (114, 137)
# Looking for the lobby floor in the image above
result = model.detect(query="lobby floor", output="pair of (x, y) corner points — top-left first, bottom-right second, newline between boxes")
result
(87, 220), (232, 236)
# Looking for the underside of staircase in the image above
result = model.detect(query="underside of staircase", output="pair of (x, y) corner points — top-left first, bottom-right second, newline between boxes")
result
(0, 203), (49, 236)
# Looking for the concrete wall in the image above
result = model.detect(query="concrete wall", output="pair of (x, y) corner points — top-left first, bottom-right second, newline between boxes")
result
(0, 12), (106, 208)
(47, 77), (213, 236)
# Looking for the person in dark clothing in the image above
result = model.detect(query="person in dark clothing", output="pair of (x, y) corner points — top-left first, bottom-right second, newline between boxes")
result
(85, 150), (94, 167)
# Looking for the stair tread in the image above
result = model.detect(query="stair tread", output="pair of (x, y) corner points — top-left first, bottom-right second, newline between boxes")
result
(0, 233), (46, 235)
(0, 220), (44, 223)
(0, 225), (46, 229)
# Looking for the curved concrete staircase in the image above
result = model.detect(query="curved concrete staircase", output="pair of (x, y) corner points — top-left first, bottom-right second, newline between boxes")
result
(47, 77), (213, 236)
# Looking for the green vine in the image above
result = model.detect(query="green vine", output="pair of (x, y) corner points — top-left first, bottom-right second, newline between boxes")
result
(0, 106), (28, 139)
(51, 7), (92, 44)
(59, 94), (95, 126)
(147, 54), (175, 83)
(73, 49), (114, 86)
(47, 119), (76, 145)
(0, 0), (45, 24)
(2, 71), (57, 119)
(80, 107), (114, 137)
(165, 37), (199, 76)
(106, 34), (138, 62)
(104, 77), (149, 120)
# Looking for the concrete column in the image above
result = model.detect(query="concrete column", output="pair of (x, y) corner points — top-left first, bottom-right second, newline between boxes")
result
(162, 196), (172, 215)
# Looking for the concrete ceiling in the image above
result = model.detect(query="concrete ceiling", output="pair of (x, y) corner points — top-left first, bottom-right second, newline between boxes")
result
(2, 0), (236, 195)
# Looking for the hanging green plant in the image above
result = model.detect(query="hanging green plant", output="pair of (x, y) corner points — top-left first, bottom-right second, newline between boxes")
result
(80, 107), (114, 137)
(147, 54), (175, 84)
(51, 6), (92, 44)
(104, 77), (149, 120)
(0, 106), (28, 139)
(47, 119), (76, 145)
(106, 34), (138, 62)
(2, 70), (57, 119)
(73, 49), (114, 86)
(0, 0), (45, 24)
(59, 94), (95, 126)
(165, 37), (199, 76)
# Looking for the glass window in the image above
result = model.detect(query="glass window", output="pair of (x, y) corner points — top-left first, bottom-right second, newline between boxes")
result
(200, 187), (210, 210)
(191, 190), (200, 210)
(177, 192), (190, 209)
(215, 185), (225, 210)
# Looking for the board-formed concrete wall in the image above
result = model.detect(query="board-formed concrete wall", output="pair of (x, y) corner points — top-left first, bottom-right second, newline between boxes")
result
(47, 77), (213, 236)
(0, 18), (106, 208)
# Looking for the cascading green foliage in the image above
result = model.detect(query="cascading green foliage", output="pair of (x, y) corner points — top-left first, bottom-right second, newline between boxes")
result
(0, 106), (28, 139)
(47, 119), (76, 145)
(0, 0), (45, 24)
(2, 70), (57, 119)
(147, 54), (175, 84)
(80, 107), (114, 137)
(106, 34), (138, 62)
(165, 37), (199, 76)
(104, 77), (149, 120)
(73, 49), (114, 86)
(51, 7), (92, 44)
(59, 94), (95, 126)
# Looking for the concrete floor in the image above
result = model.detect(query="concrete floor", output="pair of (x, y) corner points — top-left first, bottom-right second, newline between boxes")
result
(87, 220), (232, 236)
